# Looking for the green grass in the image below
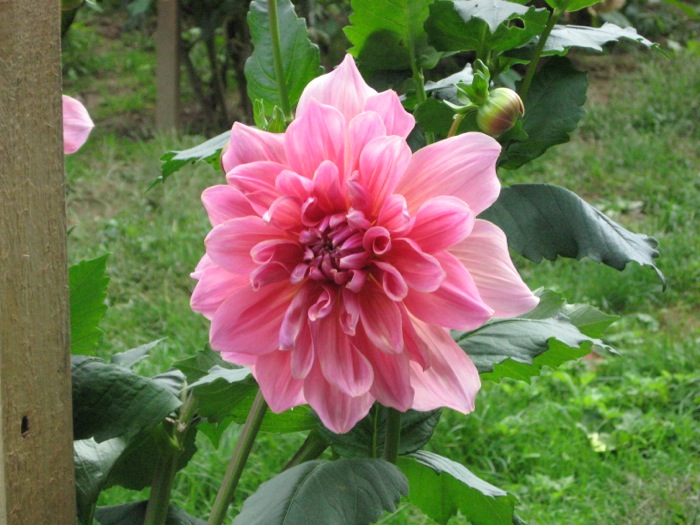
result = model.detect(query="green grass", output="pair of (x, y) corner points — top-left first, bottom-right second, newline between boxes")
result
(63, 14), (700, 524)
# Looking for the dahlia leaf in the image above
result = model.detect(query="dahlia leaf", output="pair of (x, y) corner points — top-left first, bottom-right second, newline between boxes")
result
(426, 0), (549, 54)
(398, 451), (518, 525)
(94, 501), (205, 525)
(245, 0), (322, 117)
(455, 290), (619, 382)
(233, 459), (408, 525)
(75, 423), (199, 522)
(173, 346), (233, 383)
(189, 366), (317, 434)
(69, 254), (110, 355)
(110, 338), (165, 369)
(344, 0), (439, 73)
(157, 130), (230, 186)
(479, 184), (664, 281)
(542, 23), (657, 54)
(499, 57), (587, 169)
(72, 355), (181, 442)
(318, 408), (442, 458)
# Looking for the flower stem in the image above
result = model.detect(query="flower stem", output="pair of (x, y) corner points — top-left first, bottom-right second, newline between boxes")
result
(144, 394), (198, 525)
(382, 407), (402, 465)
(519, 7), (563, 101)
(283, 430), (329, 470)
(268, 0), (292, 120)
(207, 390), (268, 525)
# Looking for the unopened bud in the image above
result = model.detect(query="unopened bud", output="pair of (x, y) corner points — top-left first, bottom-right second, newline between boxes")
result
(476, 88), (525, 137)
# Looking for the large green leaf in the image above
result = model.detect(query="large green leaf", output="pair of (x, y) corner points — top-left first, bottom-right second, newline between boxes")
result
(345, 0), (439, 72)
(69, 255), (110, 354)
(318, 407), (441, 458)
(156, 130), (230, 187)
(75, 424), (198, 522)
(172, 346), (232, 384)
(426, 0), (549, 54)
(454, 289), (618, 382)
(110, 339), (165, 369)
(94, 501), (205, 525)
(233, 459), (408, 525)
(500, 57), (587, 169)
(545, 0), (601, 12)
(245, 0), (321, 117)
(398, 451), (517, 525)
(72, 355), (181, 442)
(543, 23), (656, 55)
(189, 366), (317, 435)
(479, 184), (663, 280)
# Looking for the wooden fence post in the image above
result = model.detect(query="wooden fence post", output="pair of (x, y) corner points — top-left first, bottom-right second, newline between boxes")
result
(156, 0), (181, 131)
(0, 1), (77, 523)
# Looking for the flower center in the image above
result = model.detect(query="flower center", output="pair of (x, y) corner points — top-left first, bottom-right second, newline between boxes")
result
(291, 210), (374, 291)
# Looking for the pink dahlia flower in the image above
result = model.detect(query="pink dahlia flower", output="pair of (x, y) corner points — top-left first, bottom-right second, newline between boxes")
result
(192, 55), (538, 433)
(62, 95), (94, 154)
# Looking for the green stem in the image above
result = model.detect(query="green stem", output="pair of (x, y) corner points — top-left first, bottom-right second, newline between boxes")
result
(371, 405), (380, 459)
(144, 394), (198, 525)
(268, 0), (292, 120)
(519, 8), (563, 101)
(382, 408), (402, 465)
(283, 430), (329, 470)
(207, 390), (268, 525)
(447, 113), (466, 138)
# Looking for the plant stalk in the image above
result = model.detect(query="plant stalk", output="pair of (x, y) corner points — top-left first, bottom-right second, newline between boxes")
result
(207, 390), (268, 525)
(283, 430), (329, 470)
(382, 407), (402, 465)
(519, 8), (563, 101)
(144, 394), (198, 525)
(268, 0), (292, 119)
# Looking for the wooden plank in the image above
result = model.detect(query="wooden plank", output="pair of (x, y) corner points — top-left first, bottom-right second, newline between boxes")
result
(0, 1), (77, 523)
(156, 0), (181, 131)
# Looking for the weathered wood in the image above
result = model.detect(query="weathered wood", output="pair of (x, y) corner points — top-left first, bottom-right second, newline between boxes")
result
(0, 1), (76, 523)
(156, 0), (181, 131)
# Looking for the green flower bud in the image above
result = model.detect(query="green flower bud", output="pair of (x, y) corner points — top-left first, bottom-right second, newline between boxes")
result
(476, 88), (525, 137)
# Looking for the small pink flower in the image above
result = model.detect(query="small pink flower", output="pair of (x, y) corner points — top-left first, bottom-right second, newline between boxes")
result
(62, 95), (94, 154)
(192, 55), (538, 433)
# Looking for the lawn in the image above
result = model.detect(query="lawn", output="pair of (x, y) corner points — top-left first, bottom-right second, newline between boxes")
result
(63, 9), (699, 525)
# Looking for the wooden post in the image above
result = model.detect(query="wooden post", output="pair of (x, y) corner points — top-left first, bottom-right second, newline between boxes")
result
(156, 0), (181, 131)
(0, 1), (77, 523)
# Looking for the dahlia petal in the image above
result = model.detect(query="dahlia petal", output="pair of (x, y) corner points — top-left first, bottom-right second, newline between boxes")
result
(202, 185), (256, 226)
(340, 288), (360, 336)
(62, 95), (94, 154)
(377, 194), (412, 235)
(358, 283), (403, 354)
(275, 170), (312, 202)
(311, 307), (374, 397)
(401, 308), (430, 370)
(263, 195), (302, 230)
(190, 262), (250, 320)
(396, 132), (501, 214)
(403, 252), (493, 331)
(226, 161), (288, 215)
(364, 90), (415, 138)
(290, 321), (315, 379)
(296, 54), (377, 124)
(253, 351), (306, 413)
(409, 321), (480, 414)
(250, 262), (292, 290)
(285, 100), (345, 178)
(372, 261), (409, 301)
(363, 226), (392, 255)
(308, 285), (336, 321)
(384, 238), (445, 293)
(205, 217), (289, 274)
(346, 110), (387, 176)
(410, 196), (475, 252)
(222, 122), (286, 172)
(304, 363), (374, 434)
(210, 280), (296, 358)
(360, 337), (414, 411)
(313, 161), (347, 213)
(358, 136), (412, 216)
(450, 220), (539, 317)
(280, 282), (320, 349)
